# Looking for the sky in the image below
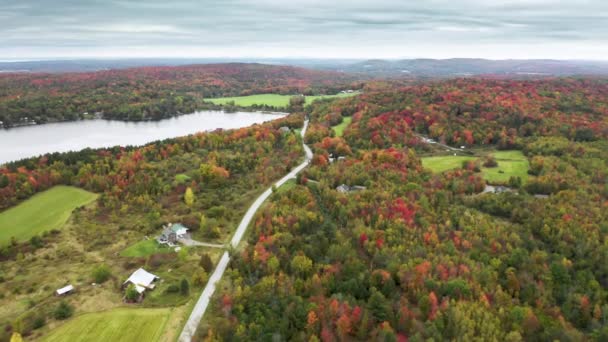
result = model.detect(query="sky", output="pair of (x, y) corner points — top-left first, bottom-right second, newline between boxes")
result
(1, 0), (607, 60)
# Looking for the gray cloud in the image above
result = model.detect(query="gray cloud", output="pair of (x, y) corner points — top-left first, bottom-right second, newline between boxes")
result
(1, 0), (607, 59)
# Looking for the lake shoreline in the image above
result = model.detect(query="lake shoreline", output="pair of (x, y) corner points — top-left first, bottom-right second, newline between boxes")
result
(0, 110), (287, 165)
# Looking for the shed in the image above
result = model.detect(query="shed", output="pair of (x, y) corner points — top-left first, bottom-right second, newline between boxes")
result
(56, 284), (74, 296)
(124, 268), (159, 294)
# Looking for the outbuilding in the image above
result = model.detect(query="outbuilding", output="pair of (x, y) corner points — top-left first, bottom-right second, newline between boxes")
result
(56, 284), (74, 296)
(123, 268), (159, 294)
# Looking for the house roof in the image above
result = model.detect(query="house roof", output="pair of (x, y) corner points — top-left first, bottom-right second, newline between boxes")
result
(124, 268), (159, 293)
(56, 284), (74, 295)
(170, 223), (188, 233)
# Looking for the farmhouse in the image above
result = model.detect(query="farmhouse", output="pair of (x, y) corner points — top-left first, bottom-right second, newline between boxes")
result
(123, 268), (159, 294)
(56, 284), (74, 296)
(157, 223), (189, 244)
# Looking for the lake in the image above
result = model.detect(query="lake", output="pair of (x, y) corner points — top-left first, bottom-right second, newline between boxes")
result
(0, 111), (285, 164)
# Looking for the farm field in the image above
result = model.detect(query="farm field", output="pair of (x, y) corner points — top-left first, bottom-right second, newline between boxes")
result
(41, 308), (171, 342)
(0, 186), (97, 244)
(206, 92), (357, 107)
(422, 150), (529, 184)
(332, 116), (352, 137)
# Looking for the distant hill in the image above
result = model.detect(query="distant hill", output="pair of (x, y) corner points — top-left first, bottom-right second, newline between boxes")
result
(333, 58), (608, 77)
(3, 58), (607, 77)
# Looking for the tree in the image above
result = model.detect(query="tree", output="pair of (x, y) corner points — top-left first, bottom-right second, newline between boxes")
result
(0, 174), (8, 188)
(291, 254), (313, 277)
(10, 333), (23, 342)
(125, 284), (140, 302)
(180, 278), (190, 296)
(191, 268), (209, 287)
(184, 187), (194, 207)
(53, 301), (74, 320)
(92, 264), (111, 283)
(368, 288), (391, 322)
(199, 253), (214, 272)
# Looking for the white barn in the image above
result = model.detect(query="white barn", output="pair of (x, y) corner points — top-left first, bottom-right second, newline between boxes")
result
(123, 268), (159, 294)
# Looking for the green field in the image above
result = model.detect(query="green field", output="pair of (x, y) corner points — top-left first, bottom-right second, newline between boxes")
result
(422, 150), (529, 184)
(42, 308), (171, 342)
(120, 239), (172, 257)
(332, 116), (353, 137)
(0, 186), (97, 244)
(206, 92), (357, 107)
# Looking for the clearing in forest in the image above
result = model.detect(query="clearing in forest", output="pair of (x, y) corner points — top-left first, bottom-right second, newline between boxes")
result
(422, 150), (529, 184)
(206, 93), (356, 107)
(0, 186), (97, 244)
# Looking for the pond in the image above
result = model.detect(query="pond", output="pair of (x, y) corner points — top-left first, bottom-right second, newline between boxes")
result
(0, 111), (285, 164)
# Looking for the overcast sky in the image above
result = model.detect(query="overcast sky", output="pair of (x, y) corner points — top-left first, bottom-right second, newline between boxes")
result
(1, 0), (607, 60)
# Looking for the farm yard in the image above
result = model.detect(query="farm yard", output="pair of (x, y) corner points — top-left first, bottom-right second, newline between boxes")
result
(422, 150), (530, 184)
(0, 186), (97, 244)
(205, 92), (357, 108)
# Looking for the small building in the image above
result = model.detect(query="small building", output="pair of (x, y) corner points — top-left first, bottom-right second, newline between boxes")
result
(157, 223), (189, 244)
(123, 268), (159, 294)
(56, 284), (74, 296)
(279, 126), (291, 134)
(336, 184), (366, 193)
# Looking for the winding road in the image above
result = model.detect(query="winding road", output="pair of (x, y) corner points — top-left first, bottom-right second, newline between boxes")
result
(178, 119), (312, 341)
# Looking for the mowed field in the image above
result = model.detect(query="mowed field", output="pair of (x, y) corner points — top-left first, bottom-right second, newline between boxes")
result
(422, 150), (529, 184)
(0, 186), (97, 243)
(42, 308), (171, 342)
(121, 239), (172, 257)
(206, 92), (357, 107)
(332, 116), (353, 137)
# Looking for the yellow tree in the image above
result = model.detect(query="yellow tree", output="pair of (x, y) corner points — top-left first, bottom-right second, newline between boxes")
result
(184, 187), (194, 207)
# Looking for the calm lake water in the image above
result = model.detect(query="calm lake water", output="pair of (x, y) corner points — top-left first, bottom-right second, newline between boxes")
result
(0, 111), (285, 164)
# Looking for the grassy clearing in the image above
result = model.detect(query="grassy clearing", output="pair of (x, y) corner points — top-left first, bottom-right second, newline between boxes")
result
(120, 239), (172, 257)
(0, 186), (97, 244)
(206, 93), (357, 108)
(332, 116), (353, 137)
(421, 150), (529, 184)
(41, 308), (171, 342)
(484, 151), (529, 183)
(275, 179), (297, 194)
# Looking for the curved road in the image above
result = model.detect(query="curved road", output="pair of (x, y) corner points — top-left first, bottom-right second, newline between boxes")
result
(178, 120), (312, 341)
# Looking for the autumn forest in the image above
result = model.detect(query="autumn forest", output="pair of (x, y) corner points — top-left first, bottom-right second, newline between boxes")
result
(0, 64), (607, 341)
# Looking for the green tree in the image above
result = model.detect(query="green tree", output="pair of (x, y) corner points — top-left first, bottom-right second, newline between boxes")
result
(92, 264), (111, 283)
(368, 288), (391, 322)
(125, 284), (140, 302)
(53, 301), (74, 320)
(180, 279), (190, 296)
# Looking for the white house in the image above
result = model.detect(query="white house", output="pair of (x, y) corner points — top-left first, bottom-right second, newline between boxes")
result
(123, 268), (159, 294)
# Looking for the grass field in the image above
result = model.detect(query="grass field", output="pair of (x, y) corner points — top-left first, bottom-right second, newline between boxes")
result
(0, 186), (97, 244)
(422, 150), (529, 184)
(120, 239), (172, 257)
(42, 308), (171, 342)
(206, 93), (357, 107)
(332, 116), (353, 137)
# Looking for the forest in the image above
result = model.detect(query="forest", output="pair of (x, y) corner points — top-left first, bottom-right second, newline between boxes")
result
(1, 76), (608, 341)
(198, 78), (608, 341)
(0, 63), (359, 126)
